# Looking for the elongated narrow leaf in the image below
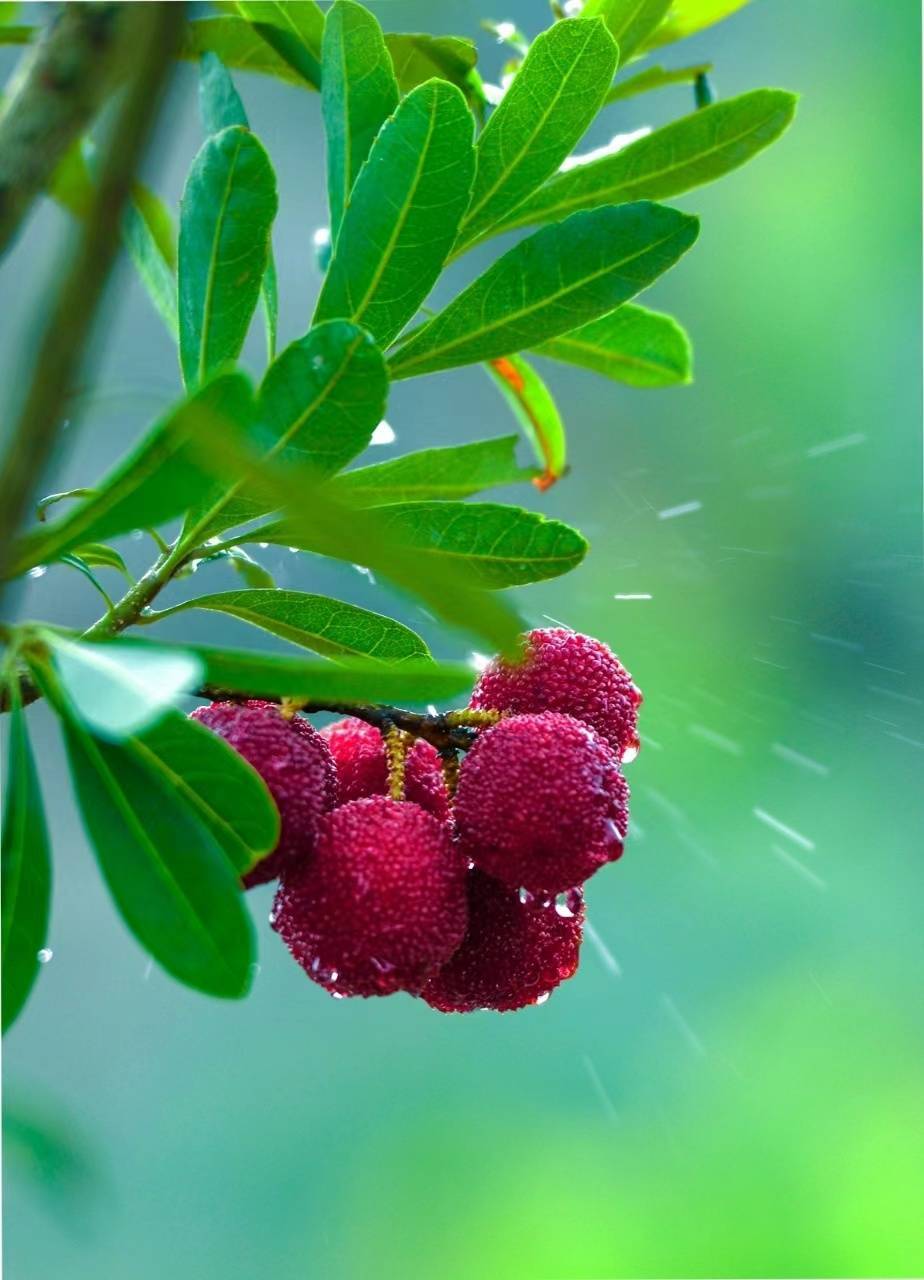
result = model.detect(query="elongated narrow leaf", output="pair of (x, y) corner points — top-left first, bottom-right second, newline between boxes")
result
(1, 695), (51, 1033)
(177, 412), (524, 652)
(123, 200), (178, 336)
(332, 437), (536, 504)
(604, 62), (710, 104)
(266, 502), (587, 589)
(485, 355), (566, 490)
(179, 125), (278, 388)
(72, 543), (132, 579)
(362, 502), (586, 588)
(533, 302), (691, 387)
(314, 80), (474, 348)
(7, 374), (253, 579)
(322, 0), (399, 241)
(184, 321), (388, 540)
(384, 32), (478, 98)
(390, 202), (698, 379)
(644, 0), (751, 49)
(198, 53), (279, 360)
(49, 695), (255, 1000)
(235, 0), (324, 87)
(126, 711), (279, 877)
(487, 89), (796, 235)
(581, 0), (671, 62)
(160, 589), (430, 662)
(454, 18), (618, 250)
(47, 635), (203, 740)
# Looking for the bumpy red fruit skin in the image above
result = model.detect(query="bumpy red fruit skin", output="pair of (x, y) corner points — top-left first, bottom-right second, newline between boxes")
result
(422, 870), (584, 1013)
(470, 628), (642, 761)
(190, 700), (336, 888)
(271, 797), (467, 998)
(454, 712), (629, 895)
(321, 717), (449, 822)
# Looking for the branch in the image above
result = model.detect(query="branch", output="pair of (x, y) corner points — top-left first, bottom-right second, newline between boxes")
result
(0, 3), (125, 254)
(0, 3), (185, 587)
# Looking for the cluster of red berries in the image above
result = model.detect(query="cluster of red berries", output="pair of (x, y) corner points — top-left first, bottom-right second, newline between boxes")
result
(191, 629), (641, 1013)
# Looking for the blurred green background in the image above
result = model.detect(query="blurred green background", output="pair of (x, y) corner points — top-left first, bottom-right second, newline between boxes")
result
(2, 2), (922, 1277)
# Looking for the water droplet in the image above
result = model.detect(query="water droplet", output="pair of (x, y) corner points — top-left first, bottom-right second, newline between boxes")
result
(288, 546), (299, 554)
(621, 743), (640, 764)
(535, 991), (551, 1005)
(131, 529), (144, 541)
(331, 991), (346, 1000)
(258, 542), (269, 550)
(37, 947), (53, 964)
(371, 419), (395, 446)
(28, 565), (47, 579)
(469, 651), (490, 673)
(312, 226), (331, 249)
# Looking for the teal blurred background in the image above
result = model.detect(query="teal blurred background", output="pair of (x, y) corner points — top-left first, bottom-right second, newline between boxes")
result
(2, 2), (922, 1277)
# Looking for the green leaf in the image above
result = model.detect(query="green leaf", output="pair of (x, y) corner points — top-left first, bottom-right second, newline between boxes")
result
(332, 437), (536, 504)
(482, 89), (797, 235)
(322, 0), (399, 242)
(485, 355), (566, 489)
(58, 554), (115, 609)
(532, 302), (691, 387)
(178, 125), (278, 388)
(71, 543), (132, 579)
(181, 17), (307, 87)
(581, 0), (672, 62)
(389, 202), (698, 379)
(644, 0), (751, 49)
(222, 545), (276, 588)
(197, 53), (279, 362)
(604, 61), (710, 104)
(33, 663), (254, 1000)
(1, 693), (51, 1033)
(7, 374), (254, 579)
(125, 710), (279, 877)
(158, 589), (431, 663)
(123, 199), (178, 337)
(47, 635), (203, 740)
(314, 80), (475, 348)
(384, 32), (478, 97)
(187, 320), (388, 540)
(454, 18), (618, 251)
(234, 0), (324, 87)
(267, 501), (587, 589)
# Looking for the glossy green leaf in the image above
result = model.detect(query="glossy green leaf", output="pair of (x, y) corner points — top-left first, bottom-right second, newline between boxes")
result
(7, 374), (254, 579)
(644, 0), (751, 49)
(322, 0), (399, 241)
(178, 125), (278, 388)
(235, 0), (324, 87)
(125, 710), (279, 877)
(270, 501), (587, 589)
(47, 635), (203, 740)
(186, 320), (388, 540)
(123, 199), (178, 337)
(58, 554), (115, 609)
(198, 53), (279, 361)
(37, 664), (255, 1000)
(160, 589), (430, 662)
(314, 80), (475, 348)
(604, 61), (710, 103)
(332, 437), (536, 504)
(367, 502), (586, 588)
(1, 694), (51, 1033)
(483, 89), (797, 235)
(485, 355), (567, 489)
(223, 545), (276, 588)
(454, 18), (618, 250)
(389, 202), (698, 379)
(581, 0), (671, 62)
(533, 302), (691, 387)
(384, 32), (478, 97)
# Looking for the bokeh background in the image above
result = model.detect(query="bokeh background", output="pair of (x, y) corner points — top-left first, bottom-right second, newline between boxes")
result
(2, 2), (922, 1277)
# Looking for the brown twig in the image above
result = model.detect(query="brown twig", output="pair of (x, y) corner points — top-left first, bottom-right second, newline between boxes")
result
(0, 3), (185, 586)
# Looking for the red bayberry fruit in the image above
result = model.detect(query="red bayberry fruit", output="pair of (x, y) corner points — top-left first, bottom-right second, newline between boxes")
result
(321, 717), (449, 822)
(453, 712), (629, 895)
(190, 700), (336, 888)
(271, 796), (467, 998)
(471, 628), (642, 761)
(421, 870), (584, 1013)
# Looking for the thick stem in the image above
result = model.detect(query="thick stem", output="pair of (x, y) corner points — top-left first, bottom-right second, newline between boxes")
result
(0, 3), (184, 586)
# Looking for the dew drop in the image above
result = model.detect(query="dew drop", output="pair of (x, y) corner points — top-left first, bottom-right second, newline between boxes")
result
(535, 991), (551, 1005)
(37, 947), (53, 964)
(621, 743), (640, 764)
(371, 419), (395, 446)
(28, 565), (47, 579)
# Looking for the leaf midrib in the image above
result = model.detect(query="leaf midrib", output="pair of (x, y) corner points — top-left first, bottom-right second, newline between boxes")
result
(197, 130), (247, 385)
